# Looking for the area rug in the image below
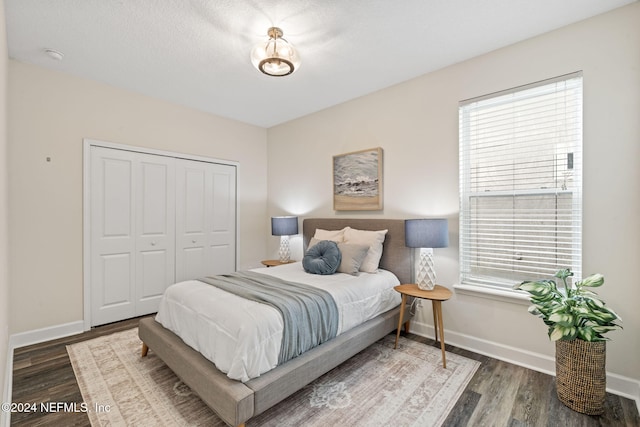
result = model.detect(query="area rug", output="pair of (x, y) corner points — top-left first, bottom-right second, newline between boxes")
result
(67, 328), (479, 427)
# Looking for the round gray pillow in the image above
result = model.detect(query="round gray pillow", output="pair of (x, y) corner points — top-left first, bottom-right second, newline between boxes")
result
(303, 240), (342, 275)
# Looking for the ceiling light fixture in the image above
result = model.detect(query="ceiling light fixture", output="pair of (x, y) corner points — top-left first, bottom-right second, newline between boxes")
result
(251, 27), (300, 77)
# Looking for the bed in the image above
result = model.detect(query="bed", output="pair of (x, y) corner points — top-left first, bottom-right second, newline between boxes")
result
(138, 218), (412, 427)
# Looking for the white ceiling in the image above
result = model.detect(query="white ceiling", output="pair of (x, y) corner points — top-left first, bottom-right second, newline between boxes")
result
(5, 0), (635, 128)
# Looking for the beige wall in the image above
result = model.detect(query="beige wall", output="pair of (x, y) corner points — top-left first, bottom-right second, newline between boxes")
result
(268, 3), (640, 384)
(8, 62), (269, 333)
(0, 0), (9, 412)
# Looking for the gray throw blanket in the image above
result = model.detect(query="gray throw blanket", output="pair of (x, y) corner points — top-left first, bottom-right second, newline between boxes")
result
(199, 271), (339, 365)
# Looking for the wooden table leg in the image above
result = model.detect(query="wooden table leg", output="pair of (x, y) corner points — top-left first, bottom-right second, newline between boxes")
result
(432, 301), (439, 343)
(394, 294), (407, 349)
(433, 300), (446, 368)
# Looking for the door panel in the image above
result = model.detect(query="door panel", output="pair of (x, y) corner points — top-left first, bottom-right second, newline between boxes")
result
(101, 253), (133, 306)
(102, 159), (132, 237)
(139, 250), (170, 298)
(208, 165), (236, 275)
(208, 244), (233, 275)
(184, 169), (206, 233)
(182, 246), (206, 280)
(176, 162), (206, 282)
(210, 170), (233, 245)
(140, 162), (169, 234)
(90, 147), (136, 326)
(176, 160), (236, 281)
(135, 156), (175, 315)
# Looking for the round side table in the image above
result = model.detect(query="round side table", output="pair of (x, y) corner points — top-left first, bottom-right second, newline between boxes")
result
(394, 284), (452, 368)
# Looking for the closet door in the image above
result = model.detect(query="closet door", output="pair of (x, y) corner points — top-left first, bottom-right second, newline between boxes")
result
(90, 147), (136, 326)
(134, 155), (176, 315)
(90, 147), (175, 326)
(175, 159), (236, 282)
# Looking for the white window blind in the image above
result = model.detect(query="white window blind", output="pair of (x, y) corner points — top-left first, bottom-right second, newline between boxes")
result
(459, 72), (583, 290)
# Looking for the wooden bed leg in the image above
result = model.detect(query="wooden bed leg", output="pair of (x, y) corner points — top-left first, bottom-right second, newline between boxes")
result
(237, 424), (245, 427)
(404, 320), (411, 334)
(141, 342), (149, 357)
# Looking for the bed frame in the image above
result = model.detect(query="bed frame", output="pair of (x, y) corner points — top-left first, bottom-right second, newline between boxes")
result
(138, 218), (412, 427)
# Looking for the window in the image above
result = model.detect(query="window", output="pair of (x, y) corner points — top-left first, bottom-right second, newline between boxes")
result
(459, 72), (583, 291)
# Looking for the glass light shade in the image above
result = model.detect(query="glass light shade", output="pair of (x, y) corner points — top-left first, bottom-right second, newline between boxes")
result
(251, 27), (300, 76)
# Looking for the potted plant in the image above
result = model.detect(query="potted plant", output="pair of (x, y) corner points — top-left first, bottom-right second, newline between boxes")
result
(514, 269), (622, 415)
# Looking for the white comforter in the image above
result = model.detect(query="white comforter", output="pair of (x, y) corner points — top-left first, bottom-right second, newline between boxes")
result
(155, 262), (401, 382)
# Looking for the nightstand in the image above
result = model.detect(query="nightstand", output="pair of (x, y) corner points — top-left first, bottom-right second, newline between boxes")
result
(261, 259), (295, 267)
(393, 284), (452, 368)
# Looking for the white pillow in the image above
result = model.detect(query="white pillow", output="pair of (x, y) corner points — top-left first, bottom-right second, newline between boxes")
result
(307, 237), (320, 249)
(313, 228), (346, 242)
(309, 238), (367, 275)
(337, 242), (370, 275)
(343, 227), (388, 273)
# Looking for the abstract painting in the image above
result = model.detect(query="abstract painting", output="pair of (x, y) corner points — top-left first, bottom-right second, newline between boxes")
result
(333, 147), (383, 211)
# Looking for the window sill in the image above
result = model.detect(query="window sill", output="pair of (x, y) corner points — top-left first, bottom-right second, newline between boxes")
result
(453, 283), (531, 305)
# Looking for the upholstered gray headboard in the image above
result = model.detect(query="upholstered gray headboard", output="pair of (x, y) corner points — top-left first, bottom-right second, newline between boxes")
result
(302, 218), (412, 284)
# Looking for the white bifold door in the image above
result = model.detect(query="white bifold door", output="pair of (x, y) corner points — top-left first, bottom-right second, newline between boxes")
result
(89, 146), (236, 326)
(175, 159), (237, 282)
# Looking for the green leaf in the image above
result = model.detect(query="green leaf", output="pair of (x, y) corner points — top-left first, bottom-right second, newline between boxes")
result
(549, 325), (577, 341)
(577, 327), (596, 341)
(548, 313), (574, 326)
(591, 324), (622, 334)
(527, 305), (542, 316)
(575, 289), (599, 298)
(573, 306), (591, 315)
(554, 269), (573, 280)
(579, 273), (604, 288)
(609, 308), (622, 322)
(589, 309), (619, 324)
(585, 297), (605, 309)
(549, 326), (563, 341)
(517, 281), (553, 297)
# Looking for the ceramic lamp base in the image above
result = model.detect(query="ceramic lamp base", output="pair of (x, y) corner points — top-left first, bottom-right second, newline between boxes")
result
(416, 248), (436, 290)
(278, 236), (291, 263)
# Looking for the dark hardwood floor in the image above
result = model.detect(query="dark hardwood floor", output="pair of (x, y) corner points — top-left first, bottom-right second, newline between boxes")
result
(10, 317), (145, 426)
(10, 317), (640, 426)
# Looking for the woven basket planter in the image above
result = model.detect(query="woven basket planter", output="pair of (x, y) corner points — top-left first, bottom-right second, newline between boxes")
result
(555, 340), (606, 415)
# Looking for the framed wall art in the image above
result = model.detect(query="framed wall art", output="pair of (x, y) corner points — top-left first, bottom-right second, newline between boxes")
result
(333, 147), (383, 211)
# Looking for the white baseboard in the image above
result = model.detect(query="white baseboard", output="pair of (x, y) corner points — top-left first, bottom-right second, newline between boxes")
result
(2, 320), (85, 427)
(411, 319), (640, 412)
(8, 320), (85, 350)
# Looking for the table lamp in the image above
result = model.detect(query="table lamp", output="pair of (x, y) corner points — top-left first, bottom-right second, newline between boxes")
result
(405, 218), (449, 290)
(271, 216), (298, 262)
